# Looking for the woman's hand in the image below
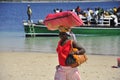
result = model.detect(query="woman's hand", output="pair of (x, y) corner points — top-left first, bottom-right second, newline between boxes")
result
(72, 40), (85, 55)
(74, 50), (85, 55)
(56, 65), (60, 70)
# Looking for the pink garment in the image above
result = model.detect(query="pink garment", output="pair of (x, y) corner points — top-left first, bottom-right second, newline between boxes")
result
(54, 66), (81, 80)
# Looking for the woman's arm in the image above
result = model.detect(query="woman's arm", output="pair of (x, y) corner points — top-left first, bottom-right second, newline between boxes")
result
(72, 40), (85, 55)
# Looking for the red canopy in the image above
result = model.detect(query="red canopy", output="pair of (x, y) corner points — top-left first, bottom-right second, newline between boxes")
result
(43, 11), (83, 30)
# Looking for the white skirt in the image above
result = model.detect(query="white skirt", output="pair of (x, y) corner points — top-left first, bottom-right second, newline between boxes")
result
(54, 65), (81, 80)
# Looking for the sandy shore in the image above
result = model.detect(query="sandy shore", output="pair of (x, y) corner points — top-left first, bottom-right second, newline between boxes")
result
(0, 52), (120, 80)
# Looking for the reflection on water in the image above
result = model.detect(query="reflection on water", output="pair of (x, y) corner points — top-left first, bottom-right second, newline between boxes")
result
(77, 36), (120, 56)
(24, 37), (59, 53)
(0, 32), (120, 56)
(24, 35), (120, 56)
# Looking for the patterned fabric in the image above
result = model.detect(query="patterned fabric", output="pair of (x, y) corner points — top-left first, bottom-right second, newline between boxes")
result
(54, 66), (81, 80)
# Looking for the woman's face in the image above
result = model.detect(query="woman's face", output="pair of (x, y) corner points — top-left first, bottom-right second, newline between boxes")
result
(59, 32), (68, 40)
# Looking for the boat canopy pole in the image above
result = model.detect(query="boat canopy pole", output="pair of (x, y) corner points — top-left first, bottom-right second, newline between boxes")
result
(28, 23), (35, 37)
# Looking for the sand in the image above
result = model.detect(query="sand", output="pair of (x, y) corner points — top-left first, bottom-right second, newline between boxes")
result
(0, 52), (120, 80)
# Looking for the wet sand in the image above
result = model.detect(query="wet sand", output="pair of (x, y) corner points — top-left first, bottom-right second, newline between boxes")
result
(0, 52), (120, 80)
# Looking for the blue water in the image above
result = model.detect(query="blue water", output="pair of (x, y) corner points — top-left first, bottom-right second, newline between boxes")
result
(0, 1), (120, 31)
(0, 2), (120, 55)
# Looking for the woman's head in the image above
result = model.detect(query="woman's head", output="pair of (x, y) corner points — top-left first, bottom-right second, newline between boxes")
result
(59, 32), (69, 40)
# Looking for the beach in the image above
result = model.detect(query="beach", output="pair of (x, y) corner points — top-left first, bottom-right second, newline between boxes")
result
(0, 2), (120, 80)
(0, 52), (120, 80)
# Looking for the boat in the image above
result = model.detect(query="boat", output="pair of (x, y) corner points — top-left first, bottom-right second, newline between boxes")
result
(23, 21), (120, 37)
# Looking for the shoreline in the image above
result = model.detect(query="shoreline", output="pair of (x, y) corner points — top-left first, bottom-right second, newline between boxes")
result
(0, 51), (119, 56)
(0, 52), (120, 80)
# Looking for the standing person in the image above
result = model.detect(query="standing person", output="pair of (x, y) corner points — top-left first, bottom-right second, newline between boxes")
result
(93, 8), (99, 24)
(111, 13), (118, 26)
(75, 6), (81, 15)
(27, 5), (32, 22)
(54, 32), (85, 80)
(86, 8), (92, 26)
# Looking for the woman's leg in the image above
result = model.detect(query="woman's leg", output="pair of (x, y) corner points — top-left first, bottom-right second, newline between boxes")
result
(54, 66), (66, 80)
(67, 68), (81, 80)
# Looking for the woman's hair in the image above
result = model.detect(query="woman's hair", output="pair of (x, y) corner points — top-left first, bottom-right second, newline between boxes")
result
(59, 32), (70, 37)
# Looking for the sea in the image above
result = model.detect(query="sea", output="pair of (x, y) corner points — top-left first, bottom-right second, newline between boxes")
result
(0, 1), (120, 56)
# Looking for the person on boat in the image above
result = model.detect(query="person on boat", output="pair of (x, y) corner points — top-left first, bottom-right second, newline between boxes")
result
(75, 6), (81, 15)
(110, 13), (118, 26)
(86, 8), (92, 26)
(27, 5), (32, 22)
(53, 8), (60, 13)
(93, 8), (99, 24)
(54, 31), (85, 80)
(116, 6), (120, 19)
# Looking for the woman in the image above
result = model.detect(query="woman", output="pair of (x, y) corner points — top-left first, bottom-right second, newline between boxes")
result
(54, 32), (85, 80)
